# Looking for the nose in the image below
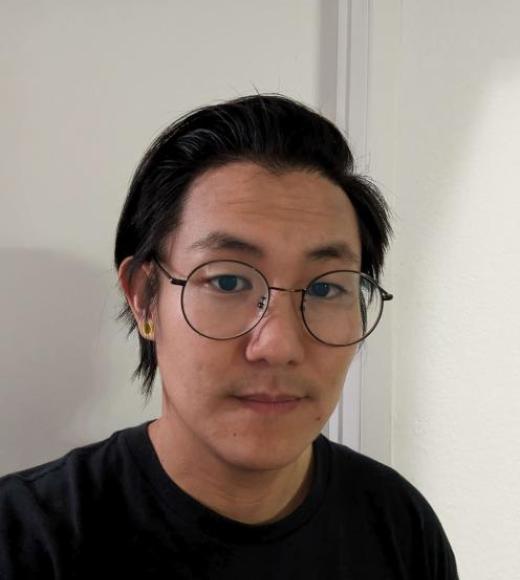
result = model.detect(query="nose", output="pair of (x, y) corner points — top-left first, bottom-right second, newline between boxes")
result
(244, 289), (306, 366)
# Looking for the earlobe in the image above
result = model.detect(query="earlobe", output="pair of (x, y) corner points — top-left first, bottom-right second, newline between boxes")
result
(142, 320), (155, 340)
(118, 256), (156, 340)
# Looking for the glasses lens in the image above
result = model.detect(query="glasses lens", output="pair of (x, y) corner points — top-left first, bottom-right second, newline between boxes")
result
(182, 261), (268, 339)
(302, 271), (382, 346)
(181, 262), (383, 345)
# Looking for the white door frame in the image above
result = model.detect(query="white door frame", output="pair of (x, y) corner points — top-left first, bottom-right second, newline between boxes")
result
(321, 0), (392, 465)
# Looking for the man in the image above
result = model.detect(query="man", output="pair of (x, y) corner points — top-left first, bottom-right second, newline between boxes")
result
(0, 94), (459, 578)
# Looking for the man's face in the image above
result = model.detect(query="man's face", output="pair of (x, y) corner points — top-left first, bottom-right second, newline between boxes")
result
(152, 161), (361, 472)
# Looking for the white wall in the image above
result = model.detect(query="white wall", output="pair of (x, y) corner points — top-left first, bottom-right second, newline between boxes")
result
(0, 0), (330, 472)
(369, 2), (520, 579)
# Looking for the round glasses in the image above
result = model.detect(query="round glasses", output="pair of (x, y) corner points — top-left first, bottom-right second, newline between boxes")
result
(153, 258), (393, 347)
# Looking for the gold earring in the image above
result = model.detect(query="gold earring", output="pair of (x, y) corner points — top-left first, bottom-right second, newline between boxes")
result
(143, 320), (154, 338)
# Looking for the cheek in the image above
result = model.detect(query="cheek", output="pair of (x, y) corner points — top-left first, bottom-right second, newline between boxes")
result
(154, 289), (183, 338)
(314, 348), (357, 411)
(319, 347), (356, 385)
(155, 316), (235, 404)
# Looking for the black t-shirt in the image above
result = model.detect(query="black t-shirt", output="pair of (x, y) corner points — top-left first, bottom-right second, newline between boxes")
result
(0, 420), (459, 579)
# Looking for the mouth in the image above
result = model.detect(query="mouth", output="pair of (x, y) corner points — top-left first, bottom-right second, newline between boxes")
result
(238, 392), (303, 403)
(233, 393), (306, 414)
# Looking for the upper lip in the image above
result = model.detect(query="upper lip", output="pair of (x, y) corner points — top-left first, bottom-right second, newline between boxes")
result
(236, 393), (304, 403)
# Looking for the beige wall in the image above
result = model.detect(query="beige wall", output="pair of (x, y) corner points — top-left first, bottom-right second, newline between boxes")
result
(0, 0), (326, 471)
(369, 1), (520, 578)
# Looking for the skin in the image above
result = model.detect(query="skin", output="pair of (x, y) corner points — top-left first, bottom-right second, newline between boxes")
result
(119, 161), (361, 525)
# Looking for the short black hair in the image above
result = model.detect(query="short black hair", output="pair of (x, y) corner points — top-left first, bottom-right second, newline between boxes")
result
(114, 94), (392, 402)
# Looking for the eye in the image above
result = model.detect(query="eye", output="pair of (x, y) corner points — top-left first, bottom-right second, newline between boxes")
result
(307, 281), (346, 299)
(209, 275), (252, 293)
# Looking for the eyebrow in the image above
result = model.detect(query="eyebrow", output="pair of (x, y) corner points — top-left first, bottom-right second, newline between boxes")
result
(188, 231), (361, 265)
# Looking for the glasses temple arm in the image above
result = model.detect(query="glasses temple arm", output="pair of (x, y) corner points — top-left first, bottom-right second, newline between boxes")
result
(381, 289), (393, 301)
(152, 257), (187, 287)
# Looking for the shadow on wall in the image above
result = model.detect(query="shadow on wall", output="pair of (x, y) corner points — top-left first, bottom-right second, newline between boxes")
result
(0, 248), (110, 475)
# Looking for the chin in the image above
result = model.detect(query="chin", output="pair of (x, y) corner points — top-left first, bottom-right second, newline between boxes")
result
(215, 431), (312, 473)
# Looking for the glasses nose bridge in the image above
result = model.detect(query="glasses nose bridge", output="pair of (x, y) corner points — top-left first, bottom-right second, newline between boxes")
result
(263, 285), (306, 315)
(268, 285), (306, 294)
(252, 286), (306, 341)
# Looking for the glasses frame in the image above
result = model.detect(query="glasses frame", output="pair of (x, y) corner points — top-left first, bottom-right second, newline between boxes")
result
(152, 257), (393, 347)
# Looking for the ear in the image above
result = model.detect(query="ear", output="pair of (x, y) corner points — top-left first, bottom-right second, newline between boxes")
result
(118, 256), (156, 341)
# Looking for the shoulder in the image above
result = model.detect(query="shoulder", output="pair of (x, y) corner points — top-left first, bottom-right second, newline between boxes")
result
(326, 437), (437, 514)
(320, 437), (459, 578)
(0, 430), (118, 536)
(0, 428), (121, 504)
(0, 425), (136, 576)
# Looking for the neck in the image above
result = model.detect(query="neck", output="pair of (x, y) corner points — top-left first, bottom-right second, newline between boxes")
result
(148, 417), (314, 525)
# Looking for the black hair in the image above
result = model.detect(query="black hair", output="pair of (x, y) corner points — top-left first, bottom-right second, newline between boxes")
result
(114, 94), (392, 402)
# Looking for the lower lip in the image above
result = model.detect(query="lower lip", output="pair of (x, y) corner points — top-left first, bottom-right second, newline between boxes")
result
(235, 397), (303, 414)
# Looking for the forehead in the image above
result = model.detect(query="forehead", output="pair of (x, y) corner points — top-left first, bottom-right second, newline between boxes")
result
(167, 161), (361, 267)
